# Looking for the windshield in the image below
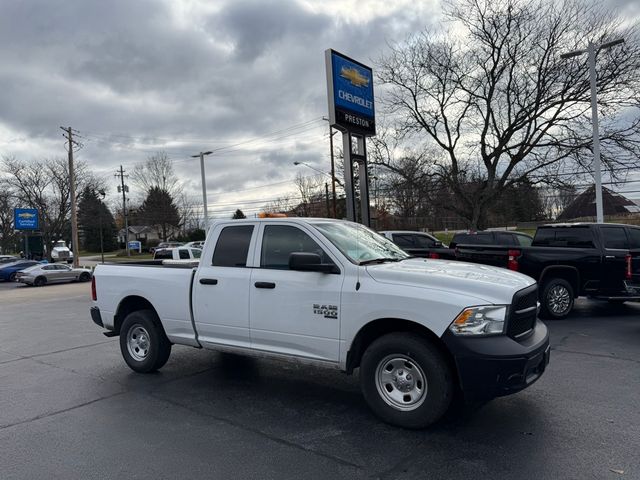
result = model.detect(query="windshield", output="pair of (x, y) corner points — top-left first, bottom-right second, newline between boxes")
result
(313, 221), (410, 264)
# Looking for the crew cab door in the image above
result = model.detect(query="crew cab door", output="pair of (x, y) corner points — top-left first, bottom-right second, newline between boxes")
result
(600, 226), (630, 293)
(249, 224), (343, 362)
(192, 223), (257, 348)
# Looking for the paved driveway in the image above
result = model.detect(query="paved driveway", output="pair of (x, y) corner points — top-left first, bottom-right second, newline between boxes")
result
(1, 283), (638, 479)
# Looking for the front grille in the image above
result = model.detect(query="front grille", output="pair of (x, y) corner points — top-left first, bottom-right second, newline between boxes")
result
(507, 284), (538, 339)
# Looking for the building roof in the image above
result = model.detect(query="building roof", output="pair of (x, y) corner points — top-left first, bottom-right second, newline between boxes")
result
(557, 186), (640, 220)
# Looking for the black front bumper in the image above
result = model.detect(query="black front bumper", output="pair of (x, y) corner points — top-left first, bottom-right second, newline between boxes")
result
(442, 320), (550, 401)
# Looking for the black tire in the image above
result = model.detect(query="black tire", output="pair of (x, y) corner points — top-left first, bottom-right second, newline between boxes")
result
(540, 278), (574, 319)
(34, 276), (47, 287)
(8, 272), (16, 282)
(360, 332), (454, 429)
(119, 310), (171, 373)
(79, 272), (91, 282)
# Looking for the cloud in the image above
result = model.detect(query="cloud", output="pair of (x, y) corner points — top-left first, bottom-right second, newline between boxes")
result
(1, 0), (635, 218)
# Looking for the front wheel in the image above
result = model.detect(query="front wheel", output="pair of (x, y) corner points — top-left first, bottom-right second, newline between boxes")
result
(119, 310), (171, 373)
(360, 332), (453, 429)
(79, 272), (91, 282)
(540, 278), (574, 319)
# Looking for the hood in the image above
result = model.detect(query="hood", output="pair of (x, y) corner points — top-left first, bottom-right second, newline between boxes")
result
(366, 258), (535, 305)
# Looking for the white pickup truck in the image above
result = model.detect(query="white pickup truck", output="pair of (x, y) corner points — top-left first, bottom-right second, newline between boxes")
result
(90, 218), (549, 428)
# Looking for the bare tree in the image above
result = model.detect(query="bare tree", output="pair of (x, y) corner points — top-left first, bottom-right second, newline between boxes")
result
(131, 152), (183, 199)
(0, 181), (19, 254)
(377, 0), (640, 228)
(294, 173), (323, 216)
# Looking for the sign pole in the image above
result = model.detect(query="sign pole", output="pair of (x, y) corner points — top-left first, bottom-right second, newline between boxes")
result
(342, 132), (357, 222)
(355, 135), (371, 227)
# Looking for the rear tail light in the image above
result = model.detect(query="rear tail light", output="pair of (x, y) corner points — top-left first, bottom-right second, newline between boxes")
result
(428, 252), (440, 259)
(91, 276), (97, 301)
(507, 249), (521, 272)
(625, 254), (632, 280)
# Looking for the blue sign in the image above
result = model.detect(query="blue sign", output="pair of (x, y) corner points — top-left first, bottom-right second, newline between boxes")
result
(14, 208), (39, 230)
(326, 49), (376, 135)
(128, 240), (142, 252)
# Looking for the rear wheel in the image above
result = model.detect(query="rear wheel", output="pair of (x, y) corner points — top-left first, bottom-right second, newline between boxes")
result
(8, 272), (16, 282)
(79, 272), (91, 282)
(34, 276), (47, 287)
(360, 332), (453, 429)
(119, 310), (171, 373)
(540, 278), (574, 319)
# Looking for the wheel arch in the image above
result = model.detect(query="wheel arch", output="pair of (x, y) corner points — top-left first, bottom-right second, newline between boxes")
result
(114, 296), (162, 335)
(346, 318), (457, 379)
(539, 266), (580, 297)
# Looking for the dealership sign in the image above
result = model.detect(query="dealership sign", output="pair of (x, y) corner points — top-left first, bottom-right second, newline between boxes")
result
(325, 49), (376, 136)
(14, 208), (39, 230)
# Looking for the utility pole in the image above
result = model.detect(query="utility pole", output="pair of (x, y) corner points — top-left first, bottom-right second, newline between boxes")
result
(115, 166), (130, 256)
(191, 151), (213, 234)
(61, 127), (80, 268)
(325, 182), (330, 218)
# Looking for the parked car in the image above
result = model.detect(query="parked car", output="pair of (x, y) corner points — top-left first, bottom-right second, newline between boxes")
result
(153, 247), (202, 261)
(91, 217), (549, 429)
(449, 230), (533, 248)
(455, 223), (640, 318)
(184, 241), (205, 249)
(379, 230), (455, 259)
(0, 255), (18, 264)
(149, 241), (183, 255)
(0, 260), (41, 282)
(16, 263), (92, 286)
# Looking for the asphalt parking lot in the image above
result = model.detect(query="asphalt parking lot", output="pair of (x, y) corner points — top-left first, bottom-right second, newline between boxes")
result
(1, 281), (639, 479)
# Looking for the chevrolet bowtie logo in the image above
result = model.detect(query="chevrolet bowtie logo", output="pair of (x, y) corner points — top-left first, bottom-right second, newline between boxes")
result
(340, 66), (369, 87)
(18, 212), (36, 219)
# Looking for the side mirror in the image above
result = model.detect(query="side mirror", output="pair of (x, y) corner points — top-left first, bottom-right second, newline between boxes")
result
(289, 252), (339, 274)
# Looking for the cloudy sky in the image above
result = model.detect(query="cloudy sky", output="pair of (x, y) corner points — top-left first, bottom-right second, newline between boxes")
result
(1, 0), (639, 219)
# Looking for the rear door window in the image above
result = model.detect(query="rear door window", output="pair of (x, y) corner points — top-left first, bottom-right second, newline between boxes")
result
(602, 227), (629, 249)
(178, 249), (190, 260)
(392, 234), (415, 248)
(496, 232), (516, 245)
(413, 235), (435, 248)
(212, 225), (254, 267)
(535, 227), (595, 248)
(516, 235), (533, 247)
(627, 228), (640, 249)
(154, 250), (172, 260)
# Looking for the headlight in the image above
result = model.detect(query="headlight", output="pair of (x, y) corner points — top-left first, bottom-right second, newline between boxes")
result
(449, 305), (507, 336)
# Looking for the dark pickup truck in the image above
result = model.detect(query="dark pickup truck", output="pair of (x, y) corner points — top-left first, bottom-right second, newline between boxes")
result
(455, 223), (640, 318)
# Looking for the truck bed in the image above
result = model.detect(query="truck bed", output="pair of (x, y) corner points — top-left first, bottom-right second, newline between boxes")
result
(93, 263), (198, 345)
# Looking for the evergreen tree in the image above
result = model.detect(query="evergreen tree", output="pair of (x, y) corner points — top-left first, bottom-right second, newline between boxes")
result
(139, 187), (180, 241)
(78, 187), (117, 252)
(232, 209), (246, 219)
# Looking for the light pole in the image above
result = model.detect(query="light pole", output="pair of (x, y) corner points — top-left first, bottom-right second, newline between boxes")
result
(561, 38), (624, 223)
(98, 189), (106, 264)
(191, 151), (213, 233)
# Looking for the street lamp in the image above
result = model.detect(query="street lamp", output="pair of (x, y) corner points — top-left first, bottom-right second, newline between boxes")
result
(98, 189), (106, 264)
(561, 37), (625, 223)
(191, 151), (213, 233)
